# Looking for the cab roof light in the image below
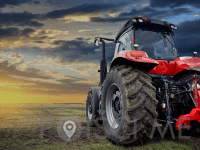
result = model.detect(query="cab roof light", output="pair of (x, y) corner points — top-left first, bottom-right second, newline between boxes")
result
(138, 19), (143, 22)
(132, 19), (137, 22)
(171, 24), (178, 30)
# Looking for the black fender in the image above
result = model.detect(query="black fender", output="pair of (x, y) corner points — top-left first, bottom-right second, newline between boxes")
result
(90, 86), (101, 117)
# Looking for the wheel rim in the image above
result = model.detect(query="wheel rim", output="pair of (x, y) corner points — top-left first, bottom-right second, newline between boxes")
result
(106, 83), (123, 129)
(87, 99), (92, 120)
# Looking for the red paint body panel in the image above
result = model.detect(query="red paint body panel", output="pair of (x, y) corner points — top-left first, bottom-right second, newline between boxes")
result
(115, 50), (159, 64)
(173, 57), (200, 75)
(148, 60), (176, 75)
(140, 17), (148, 20)
(148, 57), (200, 75)
(176, 108), (200, 130)
(132, 36), (134, 43)
(114, 50), (200, 76)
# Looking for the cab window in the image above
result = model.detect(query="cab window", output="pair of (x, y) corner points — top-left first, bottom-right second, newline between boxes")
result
(118, 28), (132, 52)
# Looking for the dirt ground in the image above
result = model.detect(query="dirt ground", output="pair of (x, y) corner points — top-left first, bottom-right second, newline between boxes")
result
(0, 103), (200, 150)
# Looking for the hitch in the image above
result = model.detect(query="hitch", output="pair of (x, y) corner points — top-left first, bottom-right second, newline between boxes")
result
(176, 74), (200, 130)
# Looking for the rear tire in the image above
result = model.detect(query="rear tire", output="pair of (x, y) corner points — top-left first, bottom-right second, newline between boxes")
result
(86, 92), (97, 127)
(100, 65), (158, 144)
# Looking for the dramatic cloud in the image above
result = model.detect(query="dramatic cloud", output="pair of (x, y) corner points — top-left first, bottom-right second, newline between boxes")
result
(150, 0), (200, 9)
(0, 51), (96, 95)
(42, 2), (127, 20)
(0, 28), (35, 39)
(0, 28), (69, 49)
(51, 37), (115, 64)
(173, 19), (200, 57)
(0, 0), (200, 103)
(51, 38), (96, 63)
(0, 11), (43, 27)
(0, 2), (128, 29)
(0, 0), (40, 8)
(90, 7), (193, 23)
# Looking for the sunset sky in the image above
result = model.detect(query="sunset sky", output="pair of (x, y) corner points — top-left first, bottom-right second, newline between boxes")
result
(0, 0), (200, 103)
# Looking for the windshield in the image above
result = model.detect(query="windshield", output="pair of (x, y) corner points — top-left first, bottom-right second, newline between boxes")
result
(135, 28), (178, 61)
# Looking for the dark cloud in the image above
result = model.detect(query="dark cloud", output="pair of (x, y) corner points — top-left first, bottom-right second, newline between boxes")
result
(0, 2), (127, 27)
(0, 56), (93, 95)
(42, 2), (127, 19)
(0, 27), (35, 40)
(0, 11), (43, 27)
(51, 37), (115, 67)
(46, 0), (96, 6)
(40, 36), (55, 39)
(90, 16), (129, 23)
(52, 38), (97, 63)
(173, 19), (200, 57)
(90, 7), (192, 23)
(34, 41), (44, 43)
(33, 0), (40, 4)
(175, 18), (200, 36)
(0, 0), (40, 8)
(0, 60), (50, 80)
(150, 0), (200, 9)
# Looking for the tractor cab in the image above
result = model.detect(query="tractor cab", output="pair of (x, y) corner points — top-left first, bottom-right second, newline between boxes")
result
(114, 17), (179, 62)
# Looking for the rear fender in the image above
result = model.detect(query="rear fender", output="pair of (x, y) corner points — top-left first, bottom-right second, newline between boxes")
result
(110, 57), (158, 73)
(90, 87), (101, 117)
(173, 57), (200, 75)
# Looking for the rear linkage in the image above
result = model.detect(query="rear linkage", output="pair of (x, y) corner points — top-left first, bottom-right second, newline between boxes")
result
(176, 74), (200, 130)
(152, 74), (200, 129)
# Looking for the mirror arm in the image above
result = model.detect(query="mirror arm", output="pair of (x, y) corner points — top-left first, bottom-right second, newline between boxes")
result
(95, 37), (114, 42)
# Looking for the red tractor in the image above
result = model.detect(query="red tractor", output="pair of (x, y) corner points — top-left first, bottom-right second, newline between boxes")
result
(86, 16), (200, 144)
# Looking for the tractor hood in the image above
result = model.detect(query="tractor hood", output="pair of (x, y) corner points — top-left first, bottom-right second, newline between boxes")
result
(148, 56), (200, 75)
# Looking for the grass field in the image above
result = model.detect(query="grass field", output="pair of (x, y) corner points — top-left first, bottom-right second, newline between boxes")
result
(0, 103), (199, 150)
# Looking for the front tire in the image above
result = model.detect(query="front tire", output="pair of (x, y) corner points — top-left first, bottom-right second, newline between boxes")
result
(101, 65), (158, 144)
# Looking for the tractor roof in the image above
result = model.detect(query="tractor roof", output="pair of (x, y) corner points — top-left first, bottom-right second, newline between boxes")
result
(114, 17), (174, 42)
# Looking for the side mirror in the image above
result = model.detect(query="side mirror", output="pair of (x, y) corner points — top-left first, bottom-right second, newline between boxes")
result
(94, 39), (99, 47)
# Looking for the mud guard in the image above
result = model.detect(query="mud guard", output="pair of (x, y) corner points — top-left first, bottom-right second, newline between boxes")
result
(110, 57), (158, 73)
(90, 87), (101, 117)
(176, 75), (200, 130)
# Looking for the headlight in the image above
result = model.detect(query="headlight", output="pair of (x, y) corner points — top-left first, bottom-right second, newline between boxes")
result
(138, 19), (143, 22)
(197, 84), (200, 90)
(132, 19), (137, 22)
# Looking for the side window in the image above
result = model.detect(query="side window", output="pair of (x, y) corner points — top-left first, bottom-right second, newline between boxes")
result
(114, 43), (120, 56)
(118, 28), (132, 52)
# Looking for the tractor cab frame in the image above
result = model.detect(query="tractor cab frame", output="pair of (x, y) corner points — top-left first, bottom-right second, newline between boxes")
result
(114, 17), (179, 62)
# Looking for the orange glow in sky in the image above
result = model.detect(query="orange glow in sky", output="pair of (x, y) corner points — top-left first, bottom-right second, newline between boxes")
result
(0, 91), (87, 103)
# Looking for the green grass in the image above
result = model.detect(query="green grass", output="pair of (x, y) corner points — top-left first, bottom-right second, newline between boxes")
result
(141, 141), (192, 150)
(44, 109), (85, 115)
(0, 104), (197, 150)
(0, 141), (10, 148)
(14, 140), (192, 150)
